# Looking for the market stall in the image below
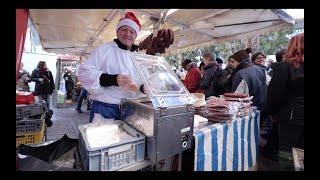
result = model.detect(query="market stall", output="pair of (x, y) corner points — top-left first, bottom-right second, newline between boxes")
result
(17, 9), (296, 171)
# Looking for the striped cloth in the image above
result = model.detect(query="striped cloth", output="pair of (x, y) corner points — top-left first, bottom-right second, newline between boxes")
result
(194, 110), (260, 171)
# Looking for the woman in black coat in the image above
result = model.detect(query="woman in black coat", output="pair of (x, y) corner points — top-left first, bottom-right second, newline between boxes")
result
(216, 57), (234, 95)
(264, 33), (304, 153)
(31, 61), (55, 108)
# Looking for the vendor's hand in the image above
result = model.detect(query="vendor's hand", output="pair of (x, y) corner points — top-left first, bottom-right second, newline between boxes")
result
(117, 74), (133, 87)
(123, 83), (139, 92)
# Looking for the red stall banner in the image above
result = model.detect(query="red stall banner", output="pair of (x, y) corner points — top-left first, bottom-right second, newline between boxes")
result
(16, 9), (29, 83)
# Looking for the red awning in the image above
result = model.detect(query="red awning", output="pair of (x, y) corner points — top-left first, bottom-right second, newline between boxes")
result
(16, 9), (29, 83)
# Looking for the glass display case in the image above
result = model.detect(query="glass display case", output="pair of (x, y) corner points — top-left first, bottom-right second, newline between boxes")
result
(130, 53), (194, 108)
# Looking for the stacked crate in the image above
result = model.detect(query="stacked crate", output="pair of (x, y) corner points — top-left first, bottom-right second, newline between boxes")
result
(16, 100), (48, 147)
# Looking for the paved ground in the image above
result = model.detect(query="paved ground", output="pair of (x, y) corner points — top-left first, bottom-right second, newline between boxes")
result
(46, 102), (90, 141)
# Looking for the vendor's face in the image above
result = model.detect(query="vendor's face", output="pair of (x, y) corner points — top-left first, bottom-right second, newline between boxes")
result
(117, 25), (137, 48)
(229, 58), (240, 69)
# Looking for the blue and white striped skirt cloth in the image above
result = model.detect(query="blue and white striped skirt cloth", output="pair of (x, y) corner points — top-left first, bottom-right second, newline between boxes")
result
(194, 110), (260, 171)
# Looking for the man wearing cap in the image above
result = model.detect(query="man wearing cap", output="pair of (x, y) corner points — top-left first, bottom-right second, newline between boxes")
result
(78, 12), (144, 122)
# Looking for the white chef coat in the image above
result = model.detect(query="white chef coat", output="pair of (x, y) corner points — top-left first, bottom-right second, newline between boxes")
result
(78, 41), (143, 105)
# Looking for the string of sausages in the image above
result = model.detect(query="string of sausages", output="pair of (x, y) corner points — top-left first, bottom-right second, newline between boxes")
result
(139, 28), (174, 55)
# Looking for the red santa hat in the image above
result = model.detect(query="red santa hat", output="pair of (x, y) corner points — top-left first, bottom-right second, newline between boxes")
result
(116, 12), (141, 35)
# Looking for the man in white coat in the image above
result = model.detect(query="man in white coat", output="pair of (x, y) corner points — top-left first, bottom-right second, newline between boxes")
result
(78, 12), (144, 122)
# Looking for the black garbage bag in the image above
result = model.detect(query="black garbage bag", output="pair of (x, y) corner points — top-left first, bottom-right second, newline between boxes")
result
(17, 155), (55, 171)
(17, 147), (82, 171)
(17, 134), (78, 163)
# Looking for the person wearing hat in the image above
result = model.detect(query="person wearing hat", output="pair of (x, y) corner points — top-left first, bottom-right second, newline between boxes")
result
(181, 59), (202, 93)
(226, 48), (267, 110)
(78, 12), (145, 122)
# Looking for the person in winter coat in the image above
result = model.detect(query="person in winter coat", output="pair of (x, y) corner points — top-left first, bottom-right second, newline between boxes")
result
(215, 57), (224, 69)
(216, 56), (234, 95)
(78, 12), (145, 122)
(268, 49), (287, 78)
(31, 61), (55, 108)
(226, 48), (267, 111)
(263, 33), (304, 153)
(199, 52), (222, 98)
(251, 52), (271, 86)
(63, 68), (74, 99)
(276, 49), (286, 63)
(182, 59), (202, 93)
(260, 49), (286, 160)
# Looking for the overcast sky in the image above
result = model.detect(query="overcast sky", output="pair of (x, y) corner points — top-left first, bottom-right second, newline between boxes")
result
(284, 9), (304, 19)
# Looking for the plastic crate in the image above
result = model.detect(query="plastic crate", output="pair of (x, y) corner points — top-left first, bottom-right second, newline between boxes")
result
(16, 114), (45, 135)
(16, 100), (48, 119)
(78, 120), (145, 171)
(16, 121), (45, 147)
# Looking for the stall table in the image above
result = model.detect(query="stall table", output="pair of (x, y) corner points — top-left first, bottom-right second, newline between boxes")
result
(182, 109), (260, 171)
(194, 109), (260, 171)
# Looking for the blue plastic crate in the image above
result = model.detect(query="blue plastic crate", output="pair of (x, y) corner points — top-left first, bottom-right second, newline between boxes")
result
(78, 120), (145, 171)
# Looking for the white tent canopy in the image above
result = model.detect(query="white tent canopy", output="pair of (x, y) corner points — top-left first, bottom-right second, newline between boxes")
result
(29, 9), (294, 57)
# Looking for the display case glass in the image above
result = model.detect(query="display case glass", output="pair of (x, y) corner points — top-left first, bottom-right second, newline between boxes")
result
(130, 53), (194, 107)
